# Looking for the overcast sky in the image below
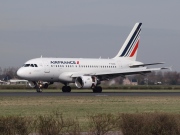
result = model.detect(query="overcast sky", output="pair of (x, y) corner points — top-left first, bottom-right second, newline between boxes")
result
(0, 0), (180, 71)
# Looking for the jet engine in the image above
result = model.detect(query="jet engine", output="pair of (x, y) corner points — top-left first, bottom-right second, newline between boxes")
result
(28, 81), (49, 89)
(75, 76), (97, 88)
(28, 81), (36, 88)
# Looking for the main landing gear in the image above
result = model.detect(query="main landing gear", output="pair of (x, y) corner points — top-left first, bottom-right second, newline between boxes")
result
(61, 85), (102, 93)
(62, 86), (71, 92)
(92, 86), (102, 93)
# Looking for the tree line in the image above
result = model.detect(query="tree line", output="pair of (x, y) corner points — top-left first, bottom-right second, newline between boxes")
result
(0, 67), (18, 81)
(132, 71), (180, 85)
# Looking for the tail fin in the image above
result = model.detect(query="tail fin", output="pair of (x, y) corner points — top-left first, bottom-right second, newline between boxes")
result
(113, 23), (142, 61)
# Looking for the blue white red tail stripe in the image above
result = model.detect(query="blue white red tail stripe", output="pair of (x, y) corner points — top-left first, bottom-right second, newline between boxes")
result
(120, 23), (142, 57)
(124, 29), (141, 57)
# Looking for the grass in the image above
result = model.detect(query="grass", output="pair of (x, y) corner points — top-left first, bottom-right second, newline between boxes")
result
(0, 88), (180, 130)
(0, 88), (180, 133)
(0, 96), (180, 114)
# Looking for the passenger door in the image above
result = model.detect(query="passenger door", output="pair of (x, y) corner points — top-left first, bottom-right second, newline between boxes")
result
(43, 60), (50, 73)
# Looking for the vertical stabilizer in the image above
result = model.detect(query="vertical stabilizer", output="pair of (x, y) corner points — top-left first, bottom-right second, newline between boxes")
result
(113, 23), (142, 61)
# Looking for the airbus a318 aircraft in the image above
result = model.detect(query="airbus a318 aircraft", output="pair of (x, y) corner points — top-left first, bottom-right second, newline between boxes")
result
(17, 23), (168, 93)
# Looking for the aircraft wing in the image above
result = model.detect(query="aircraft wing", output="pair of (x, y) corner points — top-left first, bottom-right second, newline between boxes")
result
(71, 67), (169, 79)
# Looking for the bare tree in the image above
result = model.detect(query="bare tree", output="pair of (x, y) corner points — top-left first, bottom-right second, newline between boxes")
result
(2, 67), (18, 79)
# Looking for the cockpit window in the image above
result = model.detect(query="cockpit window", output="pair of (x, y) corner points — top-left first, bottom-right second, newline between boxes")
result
(23, 64), (38, 67)
(24, 64), (30, 67)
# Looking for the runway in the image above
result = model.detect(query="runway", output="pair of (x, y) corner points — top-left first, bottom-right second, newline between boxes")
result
(0, 92), (180, 97)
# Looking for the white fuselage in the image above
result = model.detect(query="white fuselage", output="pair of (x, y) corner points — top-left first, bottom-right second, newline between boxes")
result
(17, 57), (142, 83)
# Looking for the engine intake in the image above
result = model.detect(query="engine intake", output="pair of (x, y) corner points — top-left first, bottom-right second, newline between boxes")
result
(28, 81), (49, 89)
(75, 76), (97, 88)
(28, 81), (36, 88)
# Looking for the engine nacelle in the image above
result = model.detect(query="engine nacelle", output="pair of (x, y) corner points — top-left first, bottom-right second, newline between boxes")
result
(28, 81), (36, 88)
(75, 76), (97, 88)
(28, 81), (49, 89)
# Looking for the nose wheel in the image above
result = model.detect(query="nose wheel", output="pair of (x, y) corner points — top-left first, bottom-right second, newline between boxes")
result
(36, 81), (43, 93)
(36, 88), (43, 93)
(62, 86), (71, 92)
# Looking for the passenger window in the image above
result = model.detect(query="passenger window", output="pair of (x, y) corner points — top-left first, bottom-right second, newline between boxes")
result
(31, 64), (34, 67)
(34, 64), (38, 67)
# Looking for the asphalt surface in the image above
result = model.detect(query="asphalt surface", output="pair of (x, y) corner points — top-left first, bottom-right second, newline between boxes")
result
(0, 92), (180, 97)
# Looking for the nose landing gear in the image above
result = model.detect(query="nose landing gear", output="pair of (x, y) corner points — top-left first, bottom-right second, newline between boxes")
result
(36, 81), (44, 93)
(36, 88), (43, 93)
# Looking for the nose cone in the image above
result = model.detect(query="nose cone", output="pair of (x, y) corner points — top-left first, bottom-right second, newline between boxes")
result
(17, 68), (24, 78)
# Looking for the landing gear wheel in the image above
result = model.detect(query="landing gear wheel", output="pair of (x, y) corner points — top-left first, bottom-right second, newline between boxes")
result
(62, 86), (71, 92)
(44, 83), (49, 89)
(67, 86), (71, 92)
(93, 86), (102, 93)
(36, 88), (42, 93)
(62, 86), (66, 92)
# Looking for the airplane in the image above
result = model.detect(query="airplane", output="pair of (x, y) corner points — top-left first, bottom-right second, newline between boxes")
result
(17, 22), (168, 93)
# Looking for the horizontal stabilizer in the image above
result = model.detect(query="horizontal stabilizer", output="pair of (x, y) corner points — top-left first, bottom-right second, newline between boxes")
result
(160, 67), (171, 70)
(129, 62), (165, 68)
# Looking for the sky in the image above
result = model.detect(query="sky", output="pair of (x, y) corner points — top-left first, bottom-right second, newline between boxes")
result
(0, 0), (180, 71)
